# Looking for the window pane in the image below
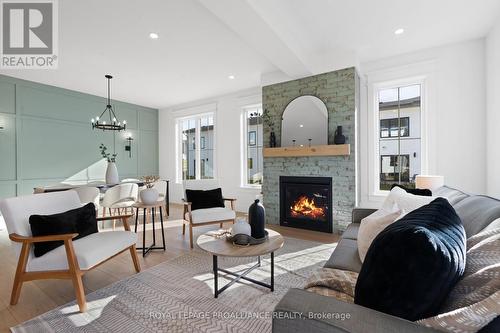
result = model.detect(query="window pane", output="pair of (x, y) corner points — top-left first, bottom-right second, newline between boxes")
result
(379, 84), (421, 190)
(200, 115), (214, 179)
(182, 118), (196, 180)
(246, 107), (263, 185)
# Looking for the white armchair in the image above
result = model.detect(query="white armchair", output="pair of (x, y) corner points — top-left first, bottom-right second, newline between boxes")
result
(182, 180), (236, 248)
(0, 190), (140, 312)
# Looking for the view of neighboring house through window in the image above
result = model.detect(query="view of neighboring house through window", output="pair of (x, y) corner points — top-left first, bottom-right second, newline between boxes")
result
(378, 84), (421, 190)
(179, 113), (214, 180)
(200, 115), (214, 178)
(243, 105), (263, 186)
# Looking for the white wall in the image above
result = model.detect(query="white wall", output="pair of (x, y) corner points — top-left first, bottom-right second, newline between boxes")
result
(159, 88), (262, 212)
(159, 39), (488, 212)
(486, 17), (500, 197)
(359, 39), (486, 207)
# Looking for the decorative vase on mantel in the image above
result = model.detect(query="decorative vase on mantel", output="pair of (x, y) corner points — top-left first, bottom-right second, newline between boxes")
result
(105, 162), (119, 185)
(334, 125), (346, 145)
(270, 131), (277, 148)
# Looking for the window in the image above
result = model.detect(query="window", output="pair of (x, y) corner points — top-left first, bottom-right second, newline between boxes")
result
(178, 113), (215, 181)
(380, 155), (410, 183)
(380, 117), (409, 138)
(242, 105), (263, 186)
(378, 84), (421, 191)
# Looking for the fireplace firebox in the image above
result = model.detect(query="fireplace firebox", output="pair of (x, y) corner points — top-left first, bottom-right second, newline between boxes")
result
(280, 176), (333, 233)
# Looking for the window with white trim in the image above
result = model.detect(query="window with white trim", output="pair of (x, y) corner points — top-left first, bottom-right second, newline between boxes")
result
(178, 113), (215, 181)
(242, 105), (263, 186)
(377, 84), (422, 190)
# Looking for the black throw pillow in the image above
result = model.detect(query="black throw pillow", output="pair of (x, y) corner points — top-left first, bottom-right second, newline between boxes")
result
(391, 183), (432, 196)
(354, 198), (466, 321)
(29, 203), (98, 257)
(185, 188), (225, 211)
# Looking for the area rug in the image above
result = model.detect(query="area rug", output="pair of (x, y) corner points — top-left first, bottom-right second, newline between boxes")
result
(12, 237), (336, 333)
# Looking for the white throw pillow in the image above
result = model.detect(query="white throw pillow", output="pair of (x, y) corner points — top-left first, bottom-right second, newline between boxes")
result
(358, 209), (403, 262)
(384, 186), (438, 213)
(357, 187), (439, 262)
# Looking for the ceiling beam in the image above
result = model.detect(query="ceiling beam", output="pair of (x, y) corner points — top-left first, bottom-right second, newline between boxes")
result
(197, 0), (311, 78)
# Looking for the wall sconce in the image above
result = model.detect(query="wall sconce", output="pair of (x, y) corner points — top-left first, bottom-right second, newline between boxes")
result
(125, 133), (133, 158)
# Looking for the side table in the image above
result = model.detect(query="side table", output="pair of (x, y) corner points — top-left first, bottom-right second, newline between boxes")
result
(132, 201), (166, 257)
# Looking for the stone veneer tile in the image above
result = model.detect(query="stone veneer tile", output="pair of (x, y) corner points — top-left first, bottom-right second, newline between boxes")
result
(262, 67), (359, 232)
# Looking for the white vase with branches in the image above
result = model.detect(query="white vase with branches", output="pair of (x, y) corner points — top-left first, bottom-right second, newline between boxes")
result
(100, 144), (119, 184)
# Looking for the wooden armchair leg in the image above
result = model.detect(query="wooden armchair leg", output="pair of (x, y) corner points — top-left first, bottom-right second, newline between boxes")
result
(189, 224), (194, 249)
(10, 279), (24, 305)
(129, 245), (141, 272)
(10, 242), (29, 305)
(219, 222), (223, 228)
(182, 222), (186, 235)
(71, 272), (86, 312)
(64, 239), (86, 312)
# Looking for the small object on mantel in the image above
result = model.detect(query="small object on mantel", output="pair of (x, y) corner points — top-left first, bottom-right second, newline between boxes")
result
(334, 125), (346, 144)
(263, 144), (350, 157)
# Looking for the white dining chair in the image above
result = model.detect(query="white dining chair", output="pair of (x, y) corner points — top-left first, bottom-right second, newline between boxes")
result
(101, 183), (139, 229)
(153, 180), (167, 201)
(73, 186), (100, 210)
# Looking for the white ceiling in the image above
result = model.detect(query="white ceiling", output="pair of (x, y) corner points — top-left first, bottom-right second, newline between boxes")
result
(1, 0), (499, 109)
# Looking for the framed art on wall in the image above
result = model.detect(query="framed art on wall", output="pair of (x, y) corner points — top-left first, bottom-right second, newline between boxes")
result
(249, 131), (256, 146)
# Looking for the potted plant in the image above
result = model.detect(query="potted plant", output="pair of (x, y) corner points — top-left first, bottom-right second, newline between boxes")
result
(140, 175), (160, 204)
(99, 144), (119, 184)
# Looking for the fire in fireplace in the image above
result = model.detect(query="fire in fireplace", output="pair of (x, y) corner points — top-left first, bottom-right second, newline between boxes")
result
(290, 195), (326, 220)
(280, 176), (333, 233)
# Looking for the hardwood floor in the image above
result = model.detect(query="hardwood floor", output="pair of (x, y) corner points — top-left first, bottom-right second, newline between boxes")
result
(0, 204), (339, 332)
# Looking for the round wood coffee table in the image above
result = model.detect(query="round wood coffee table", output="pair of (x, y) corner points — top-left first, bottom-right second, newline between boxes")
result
(197, 229), (284, 298)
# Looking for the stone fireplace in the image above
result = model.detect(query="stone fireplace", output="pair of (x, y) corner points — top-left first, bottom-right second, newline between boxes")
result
(262, 67), (360, 232)
(280, 176), (333, 233)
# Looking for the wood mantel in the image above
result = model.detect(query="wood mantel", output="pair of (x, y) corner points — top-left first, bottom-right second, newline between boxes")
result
(263, 144), (350, 157)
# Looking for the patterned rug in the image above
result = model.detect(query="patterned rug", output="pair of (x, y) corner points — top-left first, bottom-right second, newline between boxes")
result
(12, 237), (336, 333)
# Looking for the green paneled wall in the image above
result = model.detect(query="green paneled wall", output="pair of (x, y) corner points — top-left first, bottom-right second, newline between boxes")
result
(0, 74), (159, 198)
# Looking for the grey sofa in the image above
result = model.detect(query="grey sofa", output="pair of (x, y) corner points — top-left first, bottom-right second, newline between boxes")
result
(273, 186), (500, 333)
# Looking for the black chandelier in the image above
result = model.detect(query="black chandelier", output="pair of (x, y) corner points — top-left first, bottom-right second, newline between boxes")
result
(91, 75), (126, 131)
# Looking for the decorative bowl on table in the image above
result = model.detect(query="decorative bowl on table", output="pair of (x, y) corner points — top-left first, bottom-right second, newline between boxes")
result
(226, 230), (269, 246)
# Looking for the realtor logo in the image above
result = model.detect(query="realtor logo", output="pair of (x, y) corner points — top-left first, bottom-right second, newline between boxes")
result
(1, 0), (58, 68)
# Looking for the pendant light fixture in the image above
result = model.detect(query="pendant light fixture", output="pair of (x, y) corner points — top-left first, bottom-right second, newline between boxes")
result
(91, 75), (126, 131)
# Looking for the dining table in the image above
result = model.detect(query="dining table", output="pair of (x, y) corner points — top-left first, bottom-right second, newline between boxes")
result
(33, 180), (170, 216)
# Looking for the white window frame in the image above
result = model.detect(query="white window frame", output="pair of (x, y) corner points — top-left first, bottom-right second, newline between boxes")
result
(364, 62), (435, 204)
(174, 104), (217, 183)
(241, 104), (263, 189)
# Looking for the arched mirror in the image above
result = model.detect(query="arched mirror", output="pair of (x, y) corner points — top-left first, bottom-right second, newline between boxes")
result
(281, 96), (328, 147)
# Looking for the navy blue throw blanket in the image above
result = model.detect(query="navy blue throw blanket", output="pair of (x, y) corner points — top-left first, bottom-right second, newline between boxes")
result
(354, 198), (466, 321)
